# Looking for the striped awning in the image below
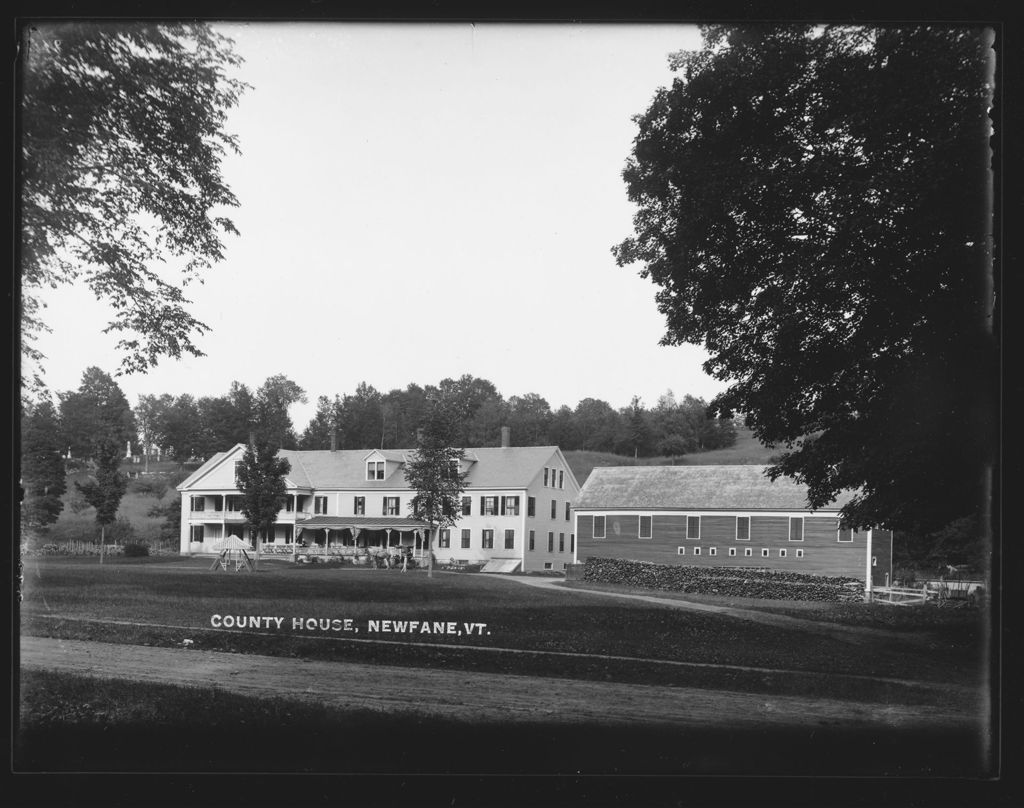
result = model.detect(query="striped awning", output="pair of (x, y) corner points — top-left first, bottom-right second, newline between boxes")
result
(295, 516), (429, 532)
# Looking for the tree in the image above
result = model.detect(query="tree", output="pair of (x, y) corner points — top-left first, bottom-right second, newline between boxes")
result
(404, 397), (469, 578)
(76, 438), (127, 563)
(299, 395), (339, 449)
(337, 382), (384, 450)
(20, 22), (247, 386)
(134, 393), (173, 470)
(613, 25), (996, 532)
(507, 394), (553, 446)
(58, 367), (136, 460)
(235, 434), (291, 570)
(160, 394), (202, 461)
(21, 399), (67, 528)
(254, 374), (306, 449)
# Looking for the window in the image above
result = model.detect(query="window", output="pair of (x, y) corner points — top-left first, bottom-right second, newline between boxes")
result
(570, 534), (575, 552)
(529, 530), (535, 550)
(709, 547), (717, 556)
(838, 526), (853, 542)
(282, 496), (293, 513)
(728, 547), (737, 557)
(543, 468), (549, 486)
(504, 529), (515, 549)
(190, 525), (204, 542)
(744, 548), (753, 557)
(677, 547), (685, 555)
(872, 556), (877, 567)
(461, 529), (471, 549)
(482, 529), (494, 549)
(502, 496), (520, 516)
(544, 562), (553, 570)
(383, 497), (400, 516)
(761, 548), (770, 558)
(779, 549), (787, 558)
(693, 547), (702, 556)
(439, 529), (451, 549)
(593, 516), (606, 539)
(527, 497), (536, 517)
(462, 497), (472, 516)
(190, 496), (205, 512)
(639, 515), (652, 539)
(366, 461), (384, 481)
(559, 533), (565, 552)
(565, 502), (571, 522)
(547, 531), (554, 552)
(796, 549), (804, 558)
(686, 516), (701, 539)
(481, 496), (499, 516)
(558, 470), (564, 489)
(551, 500), (557, 519)
(736, 516), (750, 541)
(233, 461), (242, 484)
(354, 496), (365, 515)
(314, 496), (328, 515)
(789, 517), (804, 541)
(226, 496), (243, 512)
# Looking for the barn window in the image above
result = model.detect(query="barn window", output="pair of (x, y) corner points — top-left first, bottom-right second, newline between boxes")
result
(677, 547), (685, 555)
(728, 547), (737, 557)
(593, 516), (606, 539)
(693, 547), (701, 556)
(709, 547), (717, 556)
(744, 548), (753, 557)
(789, 517), (804, 541)
(779, 549), (788, 558)
(761, 548), (769, 558)
(686, 516), (701, 539)
(796, 549), (804, 558)
(639, 515), (652, 539)
(736, 516), (750, 540)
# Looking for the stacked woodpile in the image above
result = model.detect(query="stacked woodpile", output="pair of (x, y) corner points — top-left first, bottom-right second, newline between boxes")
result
(583, 557), (862, 601)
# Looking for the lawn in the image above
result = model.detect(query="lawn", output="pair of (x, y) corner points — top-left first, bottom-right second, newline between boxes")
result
(20, 557), (985, 693)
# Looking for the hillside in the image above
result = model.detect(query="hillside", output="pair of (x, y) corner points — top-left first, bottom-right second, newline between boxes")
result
(564, 426), (778, 486)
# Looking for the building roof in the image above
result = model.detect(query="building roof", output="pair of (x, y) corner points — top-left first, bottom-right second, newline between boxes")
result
(574, 465), (856, 512)
(179, 444), (576, 492)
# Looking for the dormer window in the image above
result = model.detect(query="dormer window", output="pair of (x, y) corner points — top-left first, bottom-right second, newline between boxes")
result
(367, 461), (385, 481)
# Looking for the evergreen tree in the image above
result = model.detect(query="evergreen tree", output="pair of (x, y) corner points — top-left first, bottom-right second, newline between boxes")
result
(21, 399), (67, 528)
(76, 438), (127, 563)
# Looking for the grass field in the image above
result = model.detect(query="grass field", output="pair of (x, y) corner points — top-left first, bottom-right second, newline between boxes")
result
(17, 556), (992, 775)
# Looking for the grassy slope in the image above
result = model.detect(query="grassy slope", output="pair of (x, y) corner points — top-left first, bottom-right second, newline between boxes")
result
(564, 426), (777, 485)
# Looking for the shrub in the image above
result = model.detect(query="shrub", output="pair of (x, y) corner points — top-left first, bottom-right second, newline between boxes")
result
(101, 518), (137, 545)
(129, 477), (169, 498)
(122, 541), (150, 557)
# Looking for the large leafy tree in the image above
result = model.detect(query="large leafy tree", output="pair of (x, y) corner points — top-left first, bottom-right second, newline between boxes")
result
(134, 393), (173, 470)
(614, 25), (996, 532)
(58, 367), (136, 460)
(235, 434), (291, 569)
(404, 397), (469, 578)
(20, 22), (247, 385)
(21, 399), (68, 528)
(76, 438), (128, 562)
(254, 374), (306, 449)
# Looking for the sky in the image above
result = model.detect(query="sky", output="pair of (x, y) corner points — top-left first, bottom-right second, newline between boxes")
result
(30, 22), (727, 432)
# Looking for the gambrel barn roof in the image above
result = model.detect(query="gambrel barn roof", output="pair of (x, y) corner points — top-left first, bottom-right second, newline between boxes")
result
(575, 465), (856, 512)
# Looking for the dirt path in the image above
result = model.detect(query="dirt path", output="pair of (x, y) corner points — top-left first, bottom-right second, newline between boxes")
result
(497, 576), (907, 644)
(20, 636), (976, 730)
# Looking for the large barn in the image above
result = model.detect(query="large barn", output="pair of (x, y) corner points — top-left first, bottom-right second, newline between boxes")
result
(573, 465), (892, 588)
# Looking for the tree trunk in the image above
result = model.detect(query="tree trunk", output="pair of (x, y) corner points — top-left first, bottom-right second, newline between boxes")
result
(255, 526), (262, 571)
(99, 524), (105, 565)
(427, 524), (434, 579)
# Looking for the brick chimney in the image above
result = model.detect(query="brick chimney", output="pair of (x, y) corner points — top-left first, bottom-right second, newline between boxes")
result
(501, 426), (511, 448)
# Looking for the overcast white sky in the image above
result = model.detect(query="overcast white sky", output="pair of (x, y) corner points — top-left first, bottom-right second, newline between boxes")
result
(31, 22), (726, 431)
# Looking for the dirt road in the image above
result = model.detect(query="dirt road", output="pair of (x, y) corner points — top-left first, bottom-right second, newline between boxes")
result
(20, 636), (977, 730)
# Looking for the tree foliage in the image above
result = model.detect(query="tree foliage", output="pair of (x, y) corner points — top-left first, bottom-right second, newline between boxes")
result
(21, 399), (67, 527)
(235, 433), (291, 546)
(58, 367), (136, 459)
(76, 438), (127, 527)
(20, 22), (247, 381)
(613, 25), (996, 531)
(404, 397), (469, 576)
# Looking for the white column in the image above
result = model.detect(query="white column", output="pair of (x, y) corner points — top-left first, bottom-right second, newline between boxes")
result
(864, 529), (874, 602)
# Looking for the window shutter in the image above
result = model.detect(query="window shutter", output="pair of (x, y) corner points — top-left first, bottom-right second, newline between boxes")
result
(480, 496), (485, 515)
(500, 497), (506, 515)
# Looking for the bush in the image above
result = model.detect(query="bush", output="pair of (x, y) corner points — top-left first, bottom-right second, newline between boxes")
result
(129, 477), (169, 498)
(583, 557), (862, 601)
(122, 541), (150, 557)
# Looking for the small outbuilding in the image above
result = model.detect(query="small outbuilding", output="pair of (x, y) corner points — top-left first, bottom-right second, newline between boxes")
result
(573, 465), (892, 589)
